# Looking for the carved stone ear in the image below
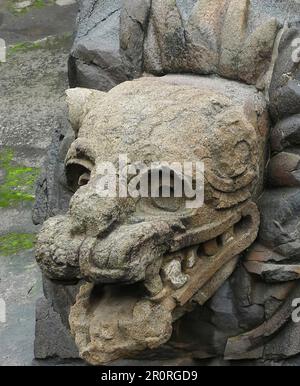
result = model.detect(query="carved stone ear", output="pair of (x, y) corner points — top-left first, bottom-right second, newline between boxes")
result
(65, 88), (93, 134)
(66, 87), (107, 135)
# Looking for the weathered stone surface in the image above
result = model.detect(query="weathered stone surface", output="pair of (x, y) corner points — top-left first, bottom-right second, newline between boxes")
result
(258, 188), (300, 260)
(245, 242), (287, 264)
(164, 264), (265, 360)
(68, 0), (300, 91)
(224, 283), (300, 360)
(268, 152), (300, 188)
(192, 257), (238, 306)
(69, 284), (173, 365)
(42, 276), (82, 328)
(269, 26), (300, 121)
(225, 264), (265, 332)
(34, 298), (79, 359)
(250, 278), (294, 307)
(270, 115), (300, 153)
(143, 0), (280, 87)
(32, 125), (74, 225)
(265, 317), (300, 360)
(34, 277), (82, 360)
(244, 261), (300, 283)
(69, 0), (150, 91)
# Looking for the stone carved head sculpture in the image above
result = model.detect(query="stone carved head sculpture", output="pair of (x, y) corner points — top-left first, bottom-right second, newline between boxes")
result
(36, 74), (267, 364)
(34, 0), (300, 365)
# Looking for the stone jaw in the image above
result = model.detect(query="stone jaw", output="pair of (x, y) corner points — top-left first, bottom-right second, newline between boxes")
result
(69, 283), (174, 366)
(68, 201), (260, 365)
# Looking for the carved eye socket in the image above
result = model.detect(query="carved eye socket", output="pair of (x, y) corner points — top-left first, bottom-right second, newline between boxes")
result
(66, 162), (91, 192)
(145, 169), (187, 213)
(151, 186), (185, 212)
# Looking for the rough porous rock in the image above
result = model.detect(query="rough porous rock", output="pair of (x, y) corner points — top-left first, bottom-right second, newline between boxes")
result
(269, 26), (300, 121)
(67, 0), (300, 98)
(69, 284), (173, 365)
(144, 0), (279, 87)
(244, 260), (300, 283)
(264, 318), (300, 360)
(270, 115), (300, 153)
(34, 298), (79, 360)
(34, 277), (82, 360)
(69, 0), (300, 92)
(259, 188), (300, 260)
(268, 152), (300, 188)
(32, 122), (74, 225)
(69, 0), (151, 91)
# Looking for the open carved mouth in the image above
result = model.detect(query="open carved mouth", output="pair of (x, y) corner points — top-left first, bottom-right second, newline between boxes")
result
(146, 202), (259, 308)
(69, 202), (260, 365)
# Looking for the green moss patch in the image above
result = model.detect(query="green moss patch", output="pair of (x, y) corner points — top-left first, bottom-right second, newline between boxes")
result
(9, 0), (51, 15)
(7, 34), (73, 57)
(8, 41), (44, 55)
(0, 149), (40, 208)
(0, 233), (35, 256)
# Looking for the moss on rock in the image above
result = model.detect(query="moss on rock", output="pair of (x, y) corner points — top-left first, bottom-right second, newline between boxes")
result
(7, 34), (73, 57)
(0, 233), (36, 256)
(0, 149), (40, 208)
(9, 0), (51, 15)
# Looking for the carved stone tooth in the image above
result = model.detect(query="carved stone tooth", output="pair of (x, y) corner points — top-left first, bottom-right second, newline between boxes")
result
(222, 227), (235, 245)
(162, 259), (189, 289)
(185, 247), (198, 269)
(203, 238), (219, 256)
(144, 275), (163, 297)
(144, 258), (163, 296)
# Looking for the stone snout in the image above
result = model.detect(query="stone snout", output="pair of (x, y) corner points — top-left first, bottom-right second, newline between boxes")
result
(36, 180), (184, 291)
(36, 176), (260, 296)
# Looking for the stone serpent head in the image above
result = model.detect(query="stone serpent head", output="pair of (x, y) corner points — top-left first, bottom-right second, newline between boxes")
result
(36, 74), (268, 364)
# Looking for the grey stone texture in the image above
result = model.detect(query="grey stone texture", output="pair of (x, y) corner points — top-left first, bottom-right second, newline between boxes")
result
(69, 0), (300, 90)
(34, 277), (81, 359)
(68, 0), (151, 91)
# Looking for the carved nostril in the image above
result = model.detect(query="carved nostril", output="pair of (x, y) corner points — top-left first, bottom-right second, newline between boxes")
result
(99, 324), (115, 340)
(69, 190), (123, 237)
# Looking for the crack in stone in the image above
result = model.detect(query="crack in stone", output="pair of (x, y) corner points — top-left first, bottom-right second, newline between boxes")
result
(80, 7), (121, 39)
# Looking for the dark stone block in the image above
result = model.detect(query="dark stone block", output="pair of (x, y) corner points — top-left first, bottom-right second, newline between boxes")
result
(32, 120), (73, 226)
(34, 277), (83, 360)
(269, 27), (300, 121)
(271, 115), (300, 152)
(34, 298), (80, 360)
(68, 0), (150, 91)
(259, 188), (300, 259)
